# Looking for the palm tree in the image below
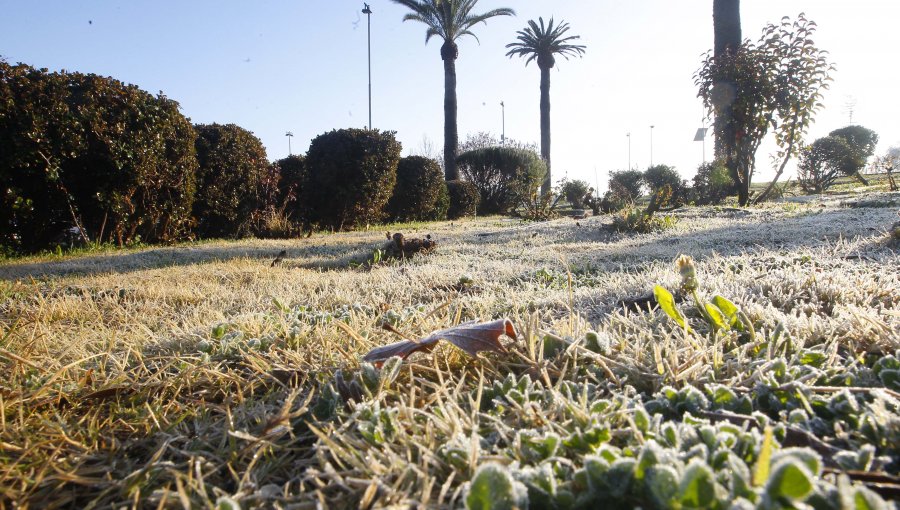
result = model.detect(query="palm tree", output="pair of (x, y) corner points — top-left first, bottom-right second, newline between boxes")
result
(390, 0), (514, 181)
(506, 17), (585, 195)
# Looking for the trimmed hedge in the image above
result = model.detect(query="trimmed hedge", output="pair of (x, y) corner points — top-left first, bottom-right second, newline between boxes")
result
(0, 61), (198, 251)
(387, 156), (449, 222)
(192, 123), (269, 238)
(447, 180), (479, 219)
(302, 128), (401, 230)
(273, 155), (306, 222)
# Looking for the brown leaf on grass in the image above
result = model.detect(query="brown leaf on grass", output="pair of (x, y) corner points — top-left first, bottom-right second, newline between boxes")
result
(363, 319), (517, 366)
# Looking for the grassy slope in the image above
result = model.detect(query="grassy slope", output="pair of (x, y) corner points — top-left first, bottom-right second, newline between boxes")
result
(1, 193), (898, 508)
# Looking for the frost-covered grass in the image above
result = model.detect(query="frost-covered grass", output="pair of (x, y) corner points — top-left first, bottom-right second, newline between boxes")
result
(1, 193), (898, 508)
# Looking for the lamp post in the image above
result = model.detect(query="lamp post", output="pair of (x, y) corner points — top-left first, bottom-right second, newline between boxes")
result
(626, 132), (631, 170)
(285, 131), (293, 156)
(650, 125), (655, 167)
(500, 101), (505, 145)
(362, 3), (373, 130)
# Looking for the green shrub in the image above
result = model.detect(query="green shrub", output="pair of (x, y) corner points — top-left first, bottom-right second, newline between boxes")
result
(644, 165), (686, 206)
(447, 180), (479, 219)
(797, 137), (849, 194)
(829, 125), (878, 185)
(387, 156), (449, 222)
(612, 206), (677, 233)
(608, 170), (645, 201)
(600, 175), (639, 213)
(457, 147), (546, 215)
(303, 128), (401, 230)
(560, 179), (591, 208)
(273, 155), (306, 222)
(0, 61), (197, 251)
(691, 160), (735, 205)
(192, 123), (269, 238)
(245, 163), (304, 239)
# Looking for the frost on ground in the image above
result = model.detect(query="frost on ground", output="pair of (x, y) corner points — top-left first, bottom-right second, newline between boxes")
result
(0, 193), (898, 508)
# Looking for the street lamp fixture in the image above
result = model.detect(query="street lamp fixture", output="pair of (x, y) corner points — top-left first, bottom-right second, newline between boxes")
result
(285, 131), (294, 156)
(650, 125), (655, 167)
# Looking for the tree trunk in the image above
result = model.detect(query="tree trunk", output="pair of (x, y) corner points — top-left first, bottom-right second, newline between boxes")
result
(753, 117), (797, 204)
(713, 0), (741, 56)
(442, 41), (459, 181)
(713, 0), (742, 204)
(853, 171), (869, 186)
(737, 180), (750, 206)
(539, 65), (551, 196)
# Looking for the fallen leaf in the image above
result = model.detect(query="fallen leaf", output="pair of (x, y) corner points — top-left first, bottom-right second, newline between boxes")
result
(363, 318), (517, 366)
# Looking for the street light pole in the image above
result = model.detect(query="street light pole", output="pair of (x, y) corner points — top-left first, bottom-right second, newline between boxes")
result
(500, 101), (505, 145)
(362, 3), (373, 130)
(285, 131), (293, 156)
(650, 125), (655, 167)
(626, 132), (631, 170)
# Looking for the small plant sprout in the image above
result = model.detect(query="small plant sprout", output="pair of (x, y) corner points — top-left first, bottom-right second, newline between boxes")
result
(656, 255), (750, 341)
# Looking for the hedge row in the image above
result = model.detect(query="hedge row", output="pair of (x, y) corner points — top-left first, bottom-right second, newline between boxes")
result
(1, 62), (466, 252)
(0, 61), (198, 251)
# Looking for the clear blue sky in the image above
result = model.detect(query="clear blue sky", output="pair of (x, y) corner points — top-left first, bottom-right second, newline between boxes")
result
(2, 1), (898, 190)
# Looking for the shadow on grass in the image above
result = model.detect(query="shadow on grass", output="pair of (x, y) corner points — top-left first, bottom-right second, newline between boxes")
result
(0, 236), (384, 280)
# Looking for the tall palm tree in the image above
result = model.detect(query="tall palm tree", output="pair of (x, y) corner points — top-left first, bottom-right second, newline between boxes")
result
(506, 17), (585, 195)
(390, 0), (514, 181)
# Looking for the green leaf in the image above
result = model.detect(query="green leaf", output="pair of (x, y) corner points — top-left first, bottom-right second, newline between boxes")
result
(704, 302), (728, 330)
(854, 486), (889, 510)
(654, 285), (691, 333)
(215, 496), (241, 510)
(678, 460), (716, 508)
(766, 460), (813, 501)
(713, 295), (744, 330)
(753, 427), (774, 487)
(466, 463), (528, 510)
(647, 465), (680, 508)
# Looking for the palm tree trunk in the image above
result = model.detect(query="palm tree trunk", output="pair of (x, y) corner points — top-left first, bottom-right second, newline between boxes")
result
(442, 43), (459, 181)
(540, 65), (551, 195)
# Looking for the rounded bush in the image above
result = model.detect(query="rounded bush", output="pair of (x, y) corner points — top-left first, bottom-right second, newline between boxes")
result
(447, 180), (479, 219)
(0, 61), (197, 251)
(387, 156), (449, 222)
(457, 147), (546, 215)
(691, 160), (735, 205)
(644, 165), (686, 205)
(193, 123), (269, 238)
(560, 179), (591, 208)
(273, 155), (306, 221)
(302, 128), (401, 230)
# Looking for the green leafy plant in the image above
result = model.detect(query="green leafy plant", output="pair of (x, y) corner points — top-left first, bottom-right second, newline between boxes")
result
(655, 255), (752, 340)
(611, 206), (677, 234)
(696, 14), (834, 205)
